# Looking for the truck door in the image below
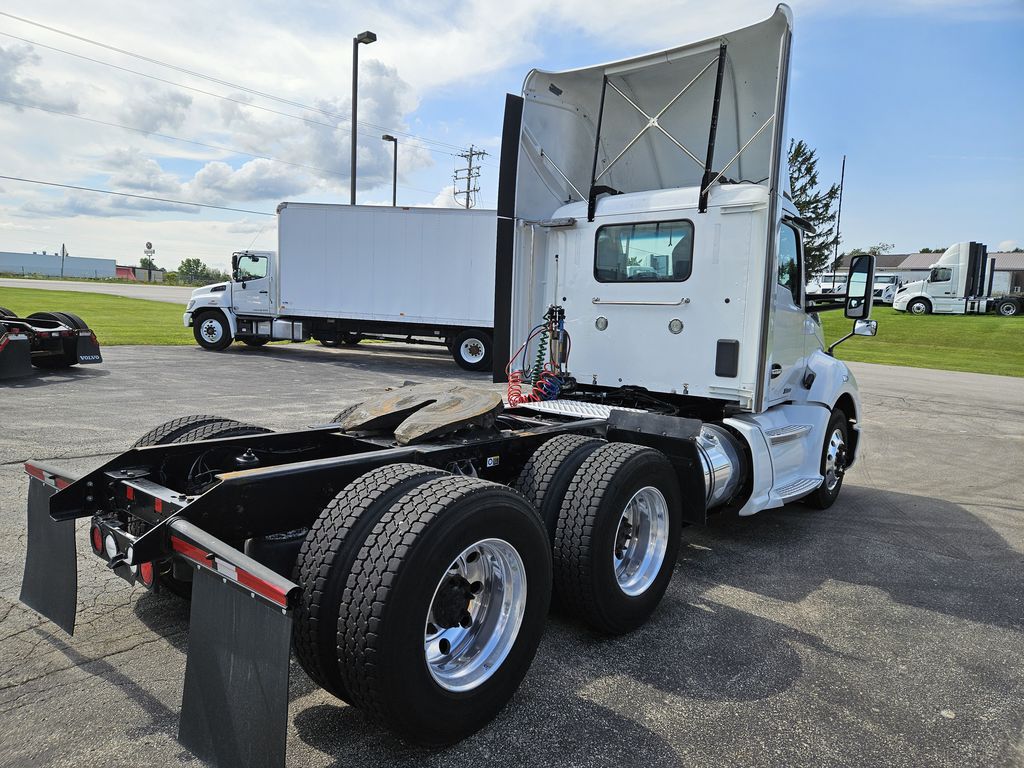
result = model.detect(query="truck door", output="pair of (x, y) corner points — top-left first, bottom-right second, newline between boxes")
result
(766, 224), (812, 405)
(927, 266), (958, 313)
(233, 253), (272, 315)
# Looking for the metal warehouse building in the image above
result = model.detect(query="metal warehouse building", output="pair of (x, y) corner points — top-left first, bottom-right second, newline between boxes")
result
(0, 250), (116, 279)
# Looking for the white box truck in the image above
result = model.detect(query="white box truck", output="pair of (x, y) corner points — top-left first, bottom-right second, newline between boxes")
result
(893, 241), (1023, 316)
(183, 204), (498, 370)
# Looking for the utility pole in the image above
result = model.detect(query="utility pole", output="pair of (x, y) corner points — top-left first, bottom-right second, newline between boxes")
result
(60, 243), (66, 278)
(453, 145), (487, 209)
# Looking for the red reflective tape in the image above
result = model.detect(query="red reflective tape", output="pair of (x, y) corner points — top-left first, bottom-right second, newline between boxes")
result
(24, 463), (45, 482)
(55, 477), (72, 490)
(236, 568), (289, 608)
(154, 498), (163, 514)
(125, 486), (135, 500)
(171, 536), (207, 564)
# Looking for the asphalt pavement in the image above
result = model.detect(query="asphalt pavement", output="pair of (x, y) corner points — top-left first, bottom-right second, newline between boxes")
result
(0, 277), (194, 304)
(0, 343), (1021, 767)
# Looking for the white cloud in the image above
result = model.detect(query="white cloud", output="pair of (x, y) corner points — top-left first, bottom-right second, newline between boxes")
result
(117, 83), (192, 132)
(0, 42), (79, 112)
(430, 184), (463, 208)
(996, 239), (1018, 252)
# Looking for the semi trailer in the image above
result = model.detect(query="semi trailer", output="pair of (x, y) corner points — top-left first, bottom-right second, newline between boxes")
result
(184, 203), (498, 370)
(0, 305), (102, 380)
(893, 241), (1023, 316)
(18, 6), (878, 767)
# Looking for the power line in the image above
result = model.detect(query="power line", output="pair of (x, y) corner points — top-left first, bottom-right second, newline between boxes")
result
(0, 175), (276, 216)
(0, 15), (468, 154)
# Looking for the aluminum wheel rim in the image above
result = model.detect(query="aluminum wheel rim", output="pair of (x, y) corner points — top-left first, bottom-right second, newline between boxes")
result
(613, 486), (669, 597)
(424, 538), (526, 692)
(200, 318), (223, 343)
(1000, 304), (1015, 316)
(824, 428), (846, 491)
(460, 338), (486, 363)
(910, 302), (926, 315)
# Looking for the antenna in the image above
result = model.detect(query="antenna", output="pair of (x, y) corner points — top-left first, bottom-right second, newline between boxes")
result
(831, 154), (846, 283)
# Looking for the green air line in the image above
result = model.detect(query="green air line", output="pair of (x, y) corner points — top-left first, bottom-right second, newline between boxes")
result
(531, 327), (549, 383)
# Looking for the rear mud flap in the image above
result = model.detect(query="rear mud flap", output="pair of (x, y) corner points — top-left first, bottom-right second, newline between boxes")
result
(19, 477), (78, 634)
(0, 335), (33, 379)
(75, 332), (102, 364)
(179, 566), (292, 768)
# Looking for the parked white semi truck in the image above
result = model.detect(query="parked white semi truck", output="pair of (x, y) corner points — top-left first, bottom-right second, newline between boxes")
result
(893, 241), (1023, 316)
(18, 7), (880, 766)
(184, 203), (498, 370)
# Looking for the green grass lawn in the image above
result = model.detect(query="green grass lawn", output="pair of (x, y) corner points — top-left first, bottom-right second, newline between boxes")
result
(0, 287), (193, 345)
(821, 306), (1023, 378)
(2, 286), (1021, 377)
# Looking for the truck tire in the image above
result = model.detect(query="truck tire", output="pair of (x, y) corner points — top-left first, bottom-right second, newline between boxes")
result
(997, 300), (1019, 317)
(0, 306), (17, 317)
(514, 434), (606, 542)
(193, 310), (232, 350)
(52, 311), (89, 330)
(132, 414), (240, 448)
(292, 464), (446, 701)
(173, 420), (273, 443)
(337, 476), (551, 745)
(450, 329), (492, 372)
(554, 442), (682, 635)
(803, 408), (849, 510)
(907, 298), (931, 315)
(26, 312), (78, 368)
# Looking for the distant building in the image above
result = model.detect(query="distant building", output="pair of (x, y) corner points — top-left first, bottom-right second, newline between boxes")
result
(0, 250), (116, 279)
(115, 265), (166, 282)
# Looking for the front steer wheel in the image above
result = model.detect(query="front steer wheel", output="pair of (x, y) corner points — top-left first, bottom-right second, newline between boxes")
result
(193, 311), (232, 350)
(554, 442), (682, 635)
(336, 476), (551, 745)
(803, 409), (849, 510)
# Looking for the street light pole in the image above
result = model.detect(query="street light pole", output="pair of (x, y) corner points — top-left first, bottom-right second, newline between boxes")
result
(382, 134), (397, 206)
(350, 30), (377, 206)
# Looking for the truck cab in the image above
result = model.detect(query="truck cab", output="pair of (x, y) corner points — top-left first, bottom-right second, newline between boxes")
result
(892, 241), (999, 315)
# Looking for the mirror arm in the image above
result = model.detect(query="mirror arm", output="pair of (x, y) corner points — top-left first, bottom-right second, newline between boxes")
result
(827, 330), (855, 357)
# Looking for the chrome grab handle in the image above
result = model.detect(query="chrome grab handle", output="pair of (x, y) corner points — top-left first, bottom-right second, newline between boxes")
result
(591, 297), (691, 306)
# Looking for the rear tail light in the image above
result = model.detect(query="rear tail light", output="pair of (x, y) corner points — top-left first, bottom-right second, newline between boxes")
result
(90, 525), (104, 555)
(138, 561), (155, 587)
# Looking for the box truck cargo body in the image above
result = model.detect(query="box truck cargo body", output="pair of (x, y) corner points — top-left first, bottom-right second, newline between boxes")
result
(184, 204), (498, 370)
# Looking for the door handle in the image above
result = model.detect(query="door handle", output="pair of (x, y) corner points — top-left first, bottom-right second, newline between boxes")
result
(770, 364), (782, 379)
(259, 290), (268, 294)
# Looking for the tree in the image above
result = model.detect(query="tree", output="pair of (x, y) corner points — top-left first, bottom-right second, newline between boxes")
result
(788, 139), (840, 276)
(139, 256), (157, 270)
(177, 258), (210, 282)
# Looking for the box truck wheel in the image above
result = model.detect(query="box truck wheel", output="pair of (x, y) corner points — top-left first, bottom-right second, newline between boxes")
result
(337, 476), (551, 745)
(193, 310), (232, 350)
(450, 329), (492, 372)
(515, 434), (606, 543)
(907, 298), (931, 315)
(803, 409), (849, 510)
(997, 300), (1019, 317)
(554, 442), (682, 635)
(26, 312), (79, 368)
(292, 463), (446, 702)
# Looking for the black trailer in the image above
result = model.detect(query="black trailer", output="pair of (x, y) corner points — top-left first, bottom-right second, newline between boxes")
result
(0, 307), (103, 379)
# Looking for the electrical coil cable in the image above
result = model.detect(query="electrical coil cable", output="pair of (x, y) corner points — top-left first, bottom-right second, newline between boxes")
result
(506, 307), (570, 408)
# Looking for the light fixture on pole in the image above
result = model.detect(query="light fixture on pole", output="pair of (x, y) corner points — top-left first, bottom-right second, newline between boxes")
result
(381, 134), (397, 207)
(350, 30), (377, 206)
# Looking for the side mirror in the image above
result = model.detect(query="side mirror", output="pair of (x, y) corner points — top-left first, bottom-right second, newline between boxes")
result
(844, 254), (876, 319)
(853, 319), (877, 337)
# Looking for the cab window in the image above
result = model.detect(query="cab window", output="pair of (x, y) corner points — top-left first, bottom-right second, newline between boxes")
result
(929, 267), (951, 282)
(594, 220), (693, 283)
(235, 254), (268, 281)
(778, 225), (802, 305)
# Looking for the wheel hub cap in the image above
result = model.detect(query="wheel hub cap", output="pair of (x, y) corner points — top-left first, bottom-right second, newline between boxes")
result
(612, 486), (669, 597)
(201, 319), (222, 342)
(424, 538), (526, 692)
(824, 428), (847, 491)
(460, 339), (485, 363)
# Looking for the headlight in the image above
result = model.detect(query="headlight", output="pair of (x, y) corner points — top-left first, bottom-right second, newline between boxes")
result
(186, 300), (195, 310)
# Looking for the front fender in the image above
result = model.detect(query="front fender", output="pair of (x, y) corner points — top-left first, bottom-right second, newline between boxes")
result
(189, 301), (236, 337)
(804, 349), (862, 465)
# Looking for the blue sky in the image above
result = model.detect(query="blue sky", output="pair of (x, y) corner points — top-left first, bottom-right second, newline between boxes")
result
(0, 1), (1020, 268)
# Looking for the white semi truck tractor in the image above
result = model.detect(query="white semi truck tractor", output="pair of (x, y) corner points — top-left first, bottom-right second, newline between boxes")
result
(17, 7), (879, 766)
(893, 241), (1023, 316)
